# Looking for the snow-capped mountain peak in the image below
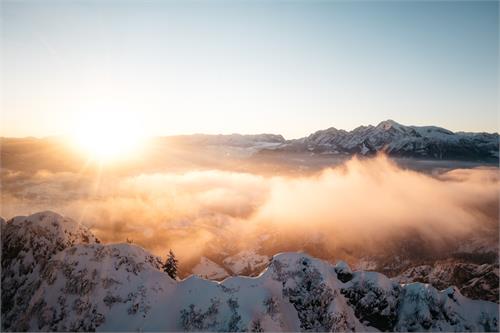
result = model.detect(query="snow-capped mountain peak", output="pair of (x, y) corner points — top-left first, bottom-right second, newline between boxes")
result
(269, 120), (499, 160)
(377, 119), (403, 130)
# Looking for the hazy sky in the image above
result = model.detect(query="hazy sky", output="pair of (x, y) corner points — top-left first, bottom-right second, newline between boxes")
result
(1, 0), (498, 138)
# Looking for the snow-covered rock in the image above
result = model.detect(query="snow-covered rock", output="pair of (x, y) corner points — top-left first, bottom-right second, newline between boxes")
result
(2, 212), (498, 332)
(270, 120), (499, 161)
(334, 261), (353, 282)
(222, 250), (270, 275)
(394, 261), (499, 303)
(394, 285), (497, 331)
(1, 211), (98, 330)
(12, 243), (170, 331)
(192, 257), (230, 280)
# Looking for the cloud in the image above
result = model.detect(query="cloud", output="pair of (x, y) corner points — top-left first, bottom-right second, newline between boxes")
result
(1, 155), (498, 267)
(252, 156), (499, 251)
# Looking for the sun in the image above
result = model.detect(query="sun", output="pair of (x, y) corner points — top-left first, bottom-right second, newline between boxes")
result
(72, 111), (146, 162)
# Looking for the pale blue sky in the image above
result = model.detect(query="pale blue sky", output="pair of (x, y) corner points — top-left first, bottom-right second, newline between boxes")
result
(1, 0), (498, 138)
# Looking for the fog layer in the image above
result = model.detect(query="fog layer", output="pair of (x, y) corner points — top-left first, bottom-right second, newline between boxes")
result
(1, 155), (498, 265)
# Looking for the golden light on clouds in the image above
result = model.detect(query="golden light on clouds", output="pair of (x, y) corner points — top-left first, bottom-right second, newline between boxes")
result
(1, 154), (498, 265)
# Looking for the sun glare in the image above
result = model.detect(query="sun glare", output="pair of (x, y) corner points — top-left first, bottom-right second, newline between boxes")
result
(72, 111), (146, 162)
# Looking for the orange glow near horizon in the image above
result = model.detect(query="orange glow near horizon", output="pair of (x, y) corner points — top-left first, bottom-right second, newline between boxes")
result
(71, 110), (147, 163)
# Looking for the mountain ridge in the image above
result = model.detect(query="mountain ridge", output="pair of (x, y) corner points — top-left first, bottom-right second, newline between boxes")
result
(144, 120), (500, 161)
(1, 211), (498, 332)
(2, 120), (498, 163)
(264, 120), (499, 161)
(2, 119), (498, 141)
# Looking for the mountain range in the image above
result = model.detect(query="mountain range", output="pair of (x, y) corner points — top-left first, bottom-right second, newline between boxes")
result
(171, 120), (499, 162)
(1, 212), (498, 332)
(1, 120), (497, 176)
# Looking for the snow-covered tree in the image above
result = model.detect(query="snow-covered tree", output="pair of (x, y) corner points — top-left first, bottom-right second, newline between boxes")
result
(163, 249), (178, 279)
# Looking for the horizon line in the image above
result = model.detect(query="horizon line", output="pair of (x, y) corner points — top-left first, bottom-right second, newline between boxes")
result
(1, 119), (499, 141)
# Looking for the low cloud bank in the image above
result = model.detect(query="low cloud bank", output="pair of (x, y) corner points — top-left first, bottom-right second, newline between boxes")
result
(1, 155), (498, 264)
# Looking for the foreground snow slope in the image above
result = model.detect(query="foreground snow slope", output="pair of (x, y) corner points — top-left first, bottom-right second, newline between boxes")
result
(1, 212), (498, 332)
(1, 211), (98, 329)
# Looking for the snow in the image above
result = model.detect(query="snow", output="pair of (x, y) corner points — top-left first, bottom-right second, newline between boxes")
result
(2, 213), (499, 332)
(162, 120), (498, 161)
(269, 120), (499, 161)
(334, 260), (353, 282)
(222, 250), (270, 275)
(1, 211), (98, 330)
(394, 261), (499, 302)
(353, 258), (378, 271)
(192, 257), (230, 280)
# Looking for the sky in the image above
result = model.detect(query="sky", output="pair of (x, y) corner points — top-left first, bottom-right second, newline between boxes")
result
(1, 0), (498, 138)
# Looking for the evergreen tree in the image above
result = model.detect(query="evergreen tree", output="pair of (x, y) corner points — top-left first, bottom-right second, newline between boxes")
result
(163, 249), (178, 279)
